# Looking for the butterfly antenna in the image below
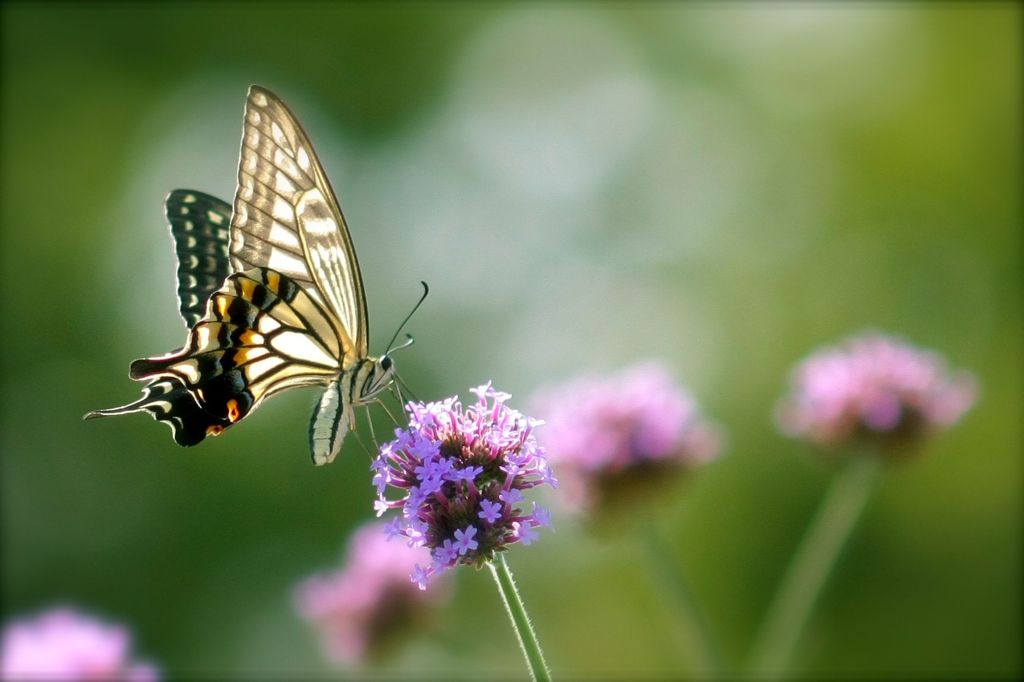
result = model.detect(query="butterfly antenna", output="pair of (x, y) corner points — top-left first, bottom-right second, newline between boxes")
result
(387, 333), (416, 356)
(386, 281), (429, 355)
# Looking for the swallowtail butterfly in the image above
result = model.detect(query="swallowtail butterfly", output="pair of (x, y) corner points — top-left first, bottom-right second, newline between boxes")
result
(87, 86), (397, 465)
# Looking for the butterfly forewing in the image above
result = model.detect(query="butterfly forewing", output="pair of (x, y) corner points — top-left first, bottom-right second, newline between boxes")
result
(230, 86), (368, 362)
(165, 190), (233, 328)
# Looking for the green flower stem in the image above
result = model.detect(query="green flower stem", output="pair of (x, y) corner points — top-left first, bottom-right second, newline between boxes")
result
(645, 527), (723, 679)
(489, 553), (551, 682)
(749, 453), (881, 679)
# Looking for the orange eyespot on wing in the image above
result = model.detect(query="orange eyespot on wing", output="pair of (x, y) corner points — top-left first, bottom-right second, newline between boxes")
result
(227, 399), (241, 423)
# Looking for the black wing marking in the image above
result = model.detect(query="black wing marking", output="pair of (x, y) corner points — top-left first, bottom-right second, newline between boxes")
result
(165, 190), (233, 328)
(84, 377), (232, 446)
(128, 267), (342, 425)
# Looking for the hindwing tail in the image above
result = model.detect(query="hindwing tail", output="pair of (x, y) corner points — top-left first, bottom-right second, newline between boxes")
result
(85, 378), (232, 446)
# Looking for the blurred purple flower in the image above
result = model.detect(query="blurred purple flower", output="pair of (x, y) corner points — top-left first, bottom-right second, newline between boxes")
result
(294, 521), (450, 666)
(374, 383), (555, 588)
(531, 363), (723, 514)
(775, 332), (977, 450)
(0, 608), (157, 681)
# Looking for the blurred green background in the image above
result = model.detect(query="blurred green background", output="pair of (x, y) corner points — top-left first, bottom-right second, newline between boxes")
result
(1, 2), (1020, 678)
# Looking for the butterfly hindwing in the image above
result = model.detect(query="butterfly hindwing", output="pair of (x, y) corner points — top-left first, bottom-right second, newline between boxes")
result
(230, 86), (368, 361)
(129, 267), (343, 423)
(84, 377), (232, 446)
(165, 190), (233, 328)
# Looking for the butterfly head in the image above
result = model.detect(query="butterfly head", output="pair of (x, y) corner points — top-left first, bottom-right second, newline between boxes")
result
(363, 354), (396, 400)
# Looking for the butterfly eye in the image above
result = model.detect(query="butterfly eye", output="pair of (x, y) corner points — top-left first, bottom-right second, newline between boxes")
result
(380, 356), (393, 372)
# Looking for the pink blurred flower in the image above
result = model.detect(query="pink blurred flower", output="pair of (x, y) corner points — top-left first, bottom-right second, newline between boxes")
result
(531, 363), (723, 515)
(294, 521), (450, 666)
(775, 331), (977, 450)
(0, 608), (157, 681)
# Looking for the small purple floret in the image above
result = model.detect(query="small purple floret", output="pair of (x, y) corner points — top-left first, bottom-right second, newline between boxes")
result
(435, 539), (457, 564)
(531, 503), (551, 528)
(478, 499), (503, 523)
(454, 526), (479, 555)
(450, 465), (484, 483)
(500, 488), (523, 505)
(383, 517), (403, 540)
(411, 565), (431, 591)
(512, 521), (539, 546)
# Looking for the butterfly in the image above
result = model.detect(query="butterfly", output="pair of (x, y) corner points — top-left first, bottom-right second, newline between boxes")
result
(87, 86), (398, 465)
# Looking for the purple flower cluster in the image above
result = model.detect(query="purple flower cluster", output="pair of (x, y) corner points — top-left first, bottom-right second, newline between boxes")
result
(294, 521), (449, 665)
(530, 363), (722, 514)
(776, 332), (977, 449)
(373, 383), (556, 589)
(0, 608), (157, 681)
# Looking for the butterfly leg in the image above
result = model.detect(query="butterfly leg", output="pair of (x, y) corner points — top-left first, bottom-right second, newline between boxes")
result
(371, 396), (402, 429)
(365, 406), (381, 452)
